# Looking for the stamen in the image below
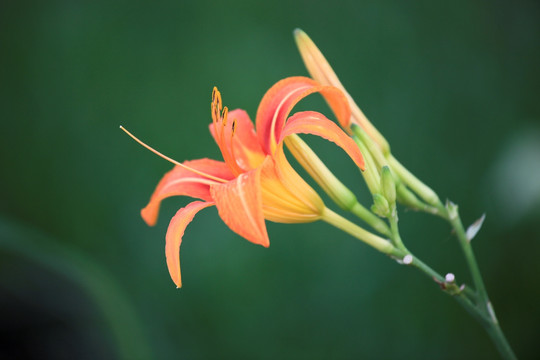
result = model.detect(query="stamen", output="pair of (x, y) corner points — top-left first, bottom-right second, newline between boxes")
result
(222, 106), (228, 126)
(212, 86), (222, 113)
(208, 87), (243, 175)
(119, 125), (227, 183)
(211, 102), (216, 123)
(216, 90), (222, 113)
(228, 117), (239, 169)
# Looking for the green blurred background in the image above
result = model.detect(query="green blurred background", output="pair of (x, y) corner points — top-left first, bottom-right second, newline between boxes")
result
(1, 0), (539, 359)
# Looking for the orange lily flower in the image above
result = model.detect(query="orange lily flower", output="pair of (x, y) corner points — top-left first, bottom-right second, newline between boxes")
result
(131, 77), (365, 288)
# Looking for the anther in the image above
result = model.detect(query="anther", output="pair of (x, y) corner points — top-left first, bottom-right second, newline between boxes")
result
(212, 86), (218, 103)
(216, 90), (222, 113)
(211, 103), (217, 123)
(222, 106), (228, 126)
(231, 118), (236, 136)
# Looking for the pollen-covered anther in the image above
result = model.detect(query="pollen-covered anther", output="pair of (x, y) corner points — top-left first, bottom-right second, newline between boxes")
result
(231, 118), (237, 136)
(211, 87), (224, 125)
(221, 106), (228, 126)
(212, 87), (222, 111)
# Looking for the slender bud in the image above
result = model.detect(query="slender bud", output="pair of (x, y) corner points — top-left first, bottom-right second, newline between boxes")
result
(381, 166), (396, 207)
(353, 135), (381, 195)
(285, 134), (357, 211)
(372, 193), (390, 218)
(387, 155), (442, 208)
(286, 135), (392, 236)
(396, 184), (435, 213)
(293, 29), (390, 154)
(351, 124), (389, 170)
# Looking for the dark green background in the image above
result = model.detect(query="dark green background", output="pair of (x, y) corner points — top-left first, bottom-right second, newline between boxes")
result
(1, 1), (539, 359)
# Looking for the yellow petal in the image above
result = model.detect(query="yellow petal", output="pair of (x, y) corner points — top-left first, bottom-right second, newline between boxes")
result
(259, 151), (324, 223)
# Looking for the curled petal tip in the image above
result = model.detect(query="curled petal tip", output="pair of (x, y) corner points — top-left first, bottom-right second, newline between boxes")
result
(141, 207), (157, 227)
(165, 201), (214, 290)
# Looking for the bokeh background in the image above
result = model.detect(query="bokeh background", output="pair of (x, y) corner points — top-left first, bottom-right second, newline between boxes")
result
(1, 0), (539, 359)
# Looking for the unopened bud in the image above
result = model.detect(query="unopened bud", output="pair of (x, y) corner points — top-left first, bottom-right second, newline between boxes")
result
(294, 29), (390, 153)
(285, 135), (357, 211)
(371, 193), (390, 218)
(353, 135), (381, 195)
(381, 166), (396, 206)
(445, 273), (455, 283)
(396, 184), (432, 212)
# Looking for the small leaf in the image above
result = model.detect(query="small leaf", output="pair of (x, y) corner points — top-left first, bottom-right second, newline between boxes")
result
(466, 214), (486, 242)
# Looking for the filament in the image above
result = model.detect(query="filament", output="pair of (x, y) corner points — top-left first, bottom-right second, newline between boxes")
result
(119, 125), (228, 183)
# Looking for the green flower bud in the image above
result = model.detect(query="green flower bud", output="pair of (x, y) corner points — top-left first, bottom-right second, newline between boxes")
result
(381, 166), (396, 206)
(372, 193), (390, 218)
(285, 134), (357, 211)
(396, 184), (438, 214)
(353, 135), (381, 195)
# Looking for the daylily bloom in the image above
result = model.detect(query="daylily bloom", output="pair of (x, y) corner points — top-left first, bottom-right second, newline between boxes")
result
(130, 77), (365, 288)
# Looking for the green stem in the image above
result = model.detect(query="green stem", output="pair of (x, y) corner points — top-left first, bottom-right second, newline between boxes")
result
(350, 202), (391, 237)
(447, 206), (488, 304)
(446, 205), (516, 360)
(485, 318), (517, 360)
(409, 254), (478, 301)
(454, 293), (487, 325)
(321, 207), (396, 256)
(388, 211), (407, 251)
(408, 254), (445, 283)
(325, 206), (516, 359)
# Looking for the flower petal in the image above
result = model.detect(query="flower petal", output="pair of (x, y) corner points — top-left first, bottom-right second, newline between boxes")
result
(260, 153), (324, 223)
(141, 158), (234, 226)
(255, 77), (351, 154)
(209, 109), (266, 172)
(165, 201), (214, 288)
(279, 111), (365, 171)
(210, 168), (270, 247)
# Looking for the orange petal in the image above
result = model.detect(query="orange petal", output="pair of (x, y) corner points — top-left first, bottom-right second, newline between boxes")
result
(210, 168), (270, 247)
(165, 201), (214, 288)
(141, 158), (234, 226)
(209, 109), (266, 171)
(255, 77), (351, 154)
(279, 111), (365, 171)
